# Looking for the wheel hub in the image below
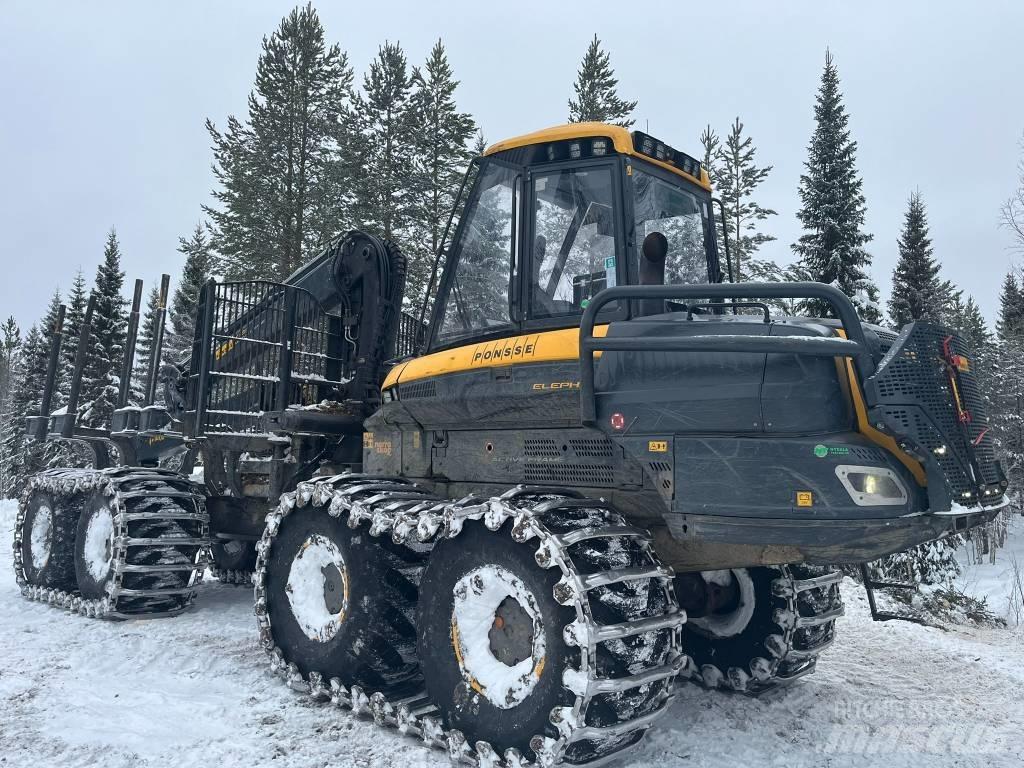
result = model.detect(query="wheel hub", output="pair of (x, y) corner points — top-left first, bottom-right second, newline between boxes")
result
(451, 565), (546, 709)
(285, 534), (349, 643)
(83, 504), (116, 582)
(688, 569), (757, 639)
(488, 595), (534, 667)
(29, 504), (53, 570)
(223, 539), (246, 557)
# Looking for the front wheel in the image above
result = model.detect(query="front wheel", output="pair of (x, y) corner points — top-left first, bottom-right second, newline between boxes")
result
(417, 520), (574, 755)
(416, 492), (685, 765)
(680, 565), (843, 692)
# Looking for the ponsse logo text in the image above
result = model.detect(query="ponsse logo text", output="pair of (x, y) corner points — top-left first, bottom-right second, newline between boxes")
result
(471, 336), (540, 364)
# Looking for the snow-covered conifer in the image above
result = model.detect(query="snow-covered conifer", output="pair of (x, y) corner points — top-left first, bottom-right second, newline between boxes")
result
(406, 40), (476, 309)
(567, 35), (636, 127)
(793, 51), (880, 323)
(79, 230), (127, 428)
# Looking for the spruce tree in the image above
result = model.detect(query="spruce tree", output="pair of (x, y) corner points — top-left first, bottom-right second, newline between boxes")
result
(997, 270), (1024, 338)
(699, 125), (729, 273)
(793, 51), (880, 323)
(1, 325), (40, 495)
(0, 316), (20, 409)
(134, 285), (164, 406)
(993, 271), (1024, 488)
(79, 230), (127, 428)
(473, 131), (487, 156)
(961, 296), (993, 348)
(713, 118), (776, 282)
(353, 41), (416, 243)
(567, 35), (637, 127)
(166, 224), (212, 364)
(699, 125), (721, 190)
(206, 3), (355, 280)
(61, 270), (89, 393)
(38, 289), (66, 413)
(407, 40), (476, 308)
(0, 318), (21, 496)
(888, 191), (943, 327)
(36, 292), (80, 469)
(1, 299), (64, 492)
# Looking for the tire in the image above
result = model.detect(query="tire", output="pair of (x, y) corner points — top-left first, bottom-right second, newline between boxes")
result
(681, 565), (841, 690)
(264, 504), (423, 695)
(20, 488), (79, 590)
(682, 567), (778, 682)
(74, 490), (119, 600)
(211, 539), (257, 572)
(416, 519), (576, 756)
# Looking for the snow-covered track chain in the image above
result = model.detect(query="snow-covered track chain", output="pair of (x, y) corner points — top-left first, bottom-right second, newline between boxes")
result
(13, 466), (209, 619)
(254, 474), (688, 768)
(685, 564), (843, 694)
(210, 566), (254, 586)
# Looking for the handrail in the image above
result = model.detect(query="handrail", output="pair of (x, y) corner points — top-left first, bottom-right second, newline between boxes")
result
(578, 282), (876, 426)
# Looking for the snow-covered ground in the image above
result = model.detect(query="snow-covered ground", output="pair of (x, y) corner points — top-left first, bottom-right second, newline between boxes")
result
(955, 515), (1024, 626)
(1, 498), (1022, 768)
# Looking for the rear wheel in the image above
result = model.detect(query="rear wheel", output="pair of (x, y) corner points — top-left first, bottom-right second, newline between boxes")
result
(262, 504), (423, 695)
(19, 488), (79, 590)
(74, 490), (119, 599)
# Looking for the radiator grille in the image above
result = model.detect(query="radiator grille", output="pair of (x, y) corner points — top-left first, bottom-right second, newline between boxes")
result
(524, 464), (615, 486)
(524, 438), (561, 458)
(569, 437), (615, 458)
(399, 380), (437, 400)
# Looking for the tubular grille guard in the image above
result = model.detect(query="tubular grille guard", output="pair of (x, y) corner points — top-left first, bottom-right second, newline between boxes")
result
(864, 321), (1006, 508)
(578, 282), (875, 426)
(186, 280), (346, 435)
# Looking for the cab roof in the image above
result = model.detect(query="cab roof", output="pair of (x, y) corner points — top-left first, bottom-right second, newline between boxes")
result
(483, 122), (711, 191)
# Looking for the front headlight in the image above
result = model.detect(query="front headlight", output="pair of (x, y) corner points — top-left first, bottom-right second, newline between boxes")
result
(835, 465), (908, 506)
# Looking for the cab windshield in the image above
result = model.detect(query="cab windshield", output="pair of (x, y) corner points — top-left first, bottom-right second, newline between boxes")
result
(432, 153), (717, 349)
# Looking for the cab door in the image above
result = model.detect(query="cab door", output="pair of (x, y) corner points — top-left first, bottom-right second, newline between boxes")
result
(397, 158), (527, 429)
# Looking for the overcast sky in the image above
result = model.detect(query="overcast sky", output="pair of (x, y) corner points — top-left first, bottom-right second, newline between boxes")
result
(1, 0), (1022, 331)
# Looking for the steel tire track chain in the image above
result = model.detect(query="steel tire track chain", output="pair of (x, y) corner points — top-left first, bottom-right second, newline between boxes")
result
(210, 566), (254, 586)
(254, 474), (689, 768)
(684, 564), (844, 694)
(12, 466), (209, 619)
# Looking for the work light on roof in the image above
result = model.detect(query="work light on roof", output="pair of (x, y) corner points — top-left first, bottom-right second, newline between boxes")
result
(632, 130), (703, 180)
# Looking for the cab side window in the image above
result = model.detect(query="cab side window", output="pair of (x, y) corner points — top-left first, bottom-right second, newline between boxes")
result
(632, 168), (710, 286)
(437, 163), (518, 343)
(530, 166), (618, 318)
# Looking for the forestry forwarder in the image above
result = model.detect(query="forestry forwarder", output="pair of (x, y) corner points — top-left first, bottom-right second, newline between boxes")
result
(13, 122), (1008, 767)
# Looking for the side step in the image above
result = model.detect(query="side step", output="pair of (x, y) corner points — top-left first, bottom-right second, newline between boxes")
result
(859, 563), (926, 624)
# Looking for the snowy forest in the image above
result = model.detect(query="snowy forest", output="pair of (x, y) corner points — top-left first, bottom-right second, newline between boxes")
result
(1, 4), (1023, 582)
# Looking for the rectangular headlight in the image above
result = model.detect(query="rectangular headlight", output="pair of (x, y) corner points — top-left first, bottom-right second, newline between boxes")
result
(835, 465), (908, 506)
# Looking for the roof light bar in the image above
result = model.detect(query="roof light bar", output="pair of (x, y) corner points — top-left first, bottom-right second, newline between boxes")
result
(631, 131), (703, 179)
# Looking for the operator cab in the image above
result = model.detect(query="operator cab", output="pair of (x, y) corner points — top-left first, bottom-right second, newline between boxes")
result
(428, 124), (721, 351)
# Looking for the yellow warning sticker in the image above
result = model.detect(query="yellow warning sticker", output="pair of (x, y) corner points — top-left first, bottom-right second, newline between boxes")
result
(796, 491), (814, 508)
(648, 440), (668, 453)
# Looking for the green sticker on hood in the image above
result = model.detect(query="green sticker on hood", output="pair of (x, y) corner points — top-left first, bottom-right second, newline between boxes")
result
(814, 444), (850, 458)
